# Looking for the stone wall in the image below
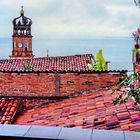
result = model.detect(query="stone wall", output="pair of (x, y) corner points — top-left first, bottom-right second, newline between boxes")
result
(0, 72), (125, 97)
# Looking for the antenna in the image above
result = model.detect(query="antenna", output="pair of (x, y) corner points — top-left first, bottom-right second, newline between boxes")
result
(47, 49), (49, 57)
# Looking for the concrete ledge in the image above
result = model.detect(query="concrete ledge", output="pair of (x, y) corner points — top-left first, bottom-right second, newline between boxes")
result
(0, 124), (139, 140)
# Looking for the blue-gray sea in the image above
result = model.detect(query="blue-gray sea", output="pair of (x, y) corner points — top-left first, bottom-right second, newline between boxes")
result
(0, 37), (134, 71)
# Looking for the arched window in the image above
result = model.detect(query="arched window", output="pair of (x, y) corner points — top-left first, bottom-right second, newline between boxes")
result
(18, 30), (21, 35)
(24, 41), (28, 51)
(14, 42), (16, 48)
(24, 30), (26, 35)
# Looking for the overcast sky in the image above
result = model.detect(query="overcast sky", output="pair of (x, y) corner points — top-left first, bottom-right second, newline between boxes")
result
(0, 0), (140, 38)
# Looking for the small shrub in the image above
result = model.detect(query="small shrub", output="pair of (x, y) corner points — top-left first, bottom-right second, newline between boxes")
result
(112, 73), (140, 106)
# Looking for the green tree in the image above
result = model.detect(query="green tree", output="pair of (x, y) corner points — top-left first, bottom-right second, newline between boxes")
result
(88, 49), (106, 71)
(134, 0), (140, 7)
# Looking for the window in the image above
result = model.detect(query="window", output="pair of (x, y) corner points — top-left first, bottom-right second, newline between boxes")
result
(14, 42), (16, 48)
(25, 41), (28, 51)
(24, 30), (27, 35)
(18, 30), (21, 35)
(67, 81), (74, 85)
(82, 81), (93, 86)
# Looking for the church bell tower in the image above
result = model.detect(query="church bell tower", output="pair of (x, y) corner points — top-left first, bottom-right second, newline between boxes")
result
(11, 6), (34, 59)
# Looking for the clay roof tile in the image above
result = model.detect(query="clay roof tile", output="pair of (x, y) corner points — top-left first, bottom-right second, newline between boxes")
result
(0, 99), (21, 124)
(0, 54), (94, 72)
(14, 89), (140, 131)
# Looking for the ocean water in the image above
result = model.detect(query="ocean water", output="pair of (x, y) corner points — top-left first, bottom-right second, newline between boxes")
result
(0, 37), (134, 71)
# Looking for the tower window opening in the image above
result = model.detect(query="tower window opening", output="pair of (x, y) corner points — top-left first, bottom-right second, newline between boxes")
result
(14, 42), (16, 48)
(25, 41), (28, 51)
(24, 30), (26, 35)
(25, 47), (27, 51)
(18, 30), (21, 35)
(26, 30), (29, 35)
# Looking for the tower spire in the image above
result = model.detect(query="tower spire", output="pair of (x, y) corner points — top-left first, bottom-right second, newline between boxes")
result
(20, 6), (24, 16)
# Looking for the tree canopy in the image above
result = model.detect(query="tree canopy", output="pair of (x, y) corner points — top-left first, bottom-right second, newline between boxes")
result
(134, 0), (140, 7)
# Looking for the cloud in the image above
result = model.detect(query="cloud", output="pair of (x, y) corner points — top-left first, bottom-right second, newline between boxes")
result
(0, 0), (139, 38)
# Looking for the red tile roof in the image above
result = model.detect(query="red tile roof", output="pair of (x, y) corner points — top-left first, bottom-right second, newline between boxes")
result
(0, 98), (21, 124)
(0, 54), (94, 72)
(14, 89), (140, 131)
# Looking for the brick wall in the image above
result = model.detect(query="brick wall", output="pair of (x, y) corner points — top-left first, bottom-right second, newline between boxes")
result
(0, 72), (124, 97)
(0, 73), (56, 97)
(60, 73), (122, 96)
